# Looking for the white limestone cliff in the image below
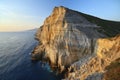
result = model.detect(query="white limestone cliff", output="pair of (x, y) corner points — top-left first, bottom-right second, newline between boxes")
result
(32, 6), (120, 80)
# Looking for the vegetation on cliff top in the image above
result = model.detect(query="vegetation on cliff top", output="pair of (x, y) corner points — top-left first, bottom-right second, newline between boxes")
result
(73, 10), (120, 37)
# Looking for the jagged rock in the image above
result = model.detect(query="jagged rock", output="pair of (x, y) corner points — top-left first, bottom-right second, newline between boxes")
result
(64, 35), (120, 80)
(32, 6), (120, 80)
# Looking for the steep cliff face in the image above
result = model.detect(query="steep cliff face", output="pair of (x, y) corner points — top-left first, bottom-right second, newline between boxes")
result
(32, 6), (120, 80)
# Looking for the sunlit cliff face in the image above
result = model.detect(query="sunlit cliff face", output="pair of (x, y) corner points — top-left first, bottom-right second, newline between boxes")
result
(32, 6), (120, 80)
(32, 6), (105, 70)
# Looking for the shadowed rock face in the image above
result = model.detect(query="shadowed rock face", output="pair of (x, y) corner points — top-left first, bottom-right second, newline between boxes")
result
(32, 6), (120, 80)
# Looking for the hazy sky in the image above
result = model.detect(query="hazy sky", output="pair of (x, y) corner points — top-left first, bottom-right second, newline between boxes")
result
(0, 0), (120, 32)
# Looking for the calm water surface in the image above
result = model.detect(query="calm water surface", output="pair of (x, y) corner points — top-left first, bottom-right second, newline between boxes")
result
(0, 31), (60, 80)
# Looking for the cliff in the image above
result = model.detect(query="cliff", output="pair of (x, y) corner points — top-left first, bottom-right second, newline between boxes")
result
(32, 6), (120, 80)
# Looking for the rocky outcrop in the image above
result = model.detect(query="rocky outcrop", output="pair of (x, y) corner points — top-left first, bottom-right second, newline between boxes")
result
(65, 35), (120, 80)
(32, 6), (120, 80)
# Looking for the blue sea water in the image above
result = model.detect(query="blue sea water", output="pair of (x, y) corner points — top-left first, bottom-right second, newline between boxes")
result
(0, 30), (60, 80)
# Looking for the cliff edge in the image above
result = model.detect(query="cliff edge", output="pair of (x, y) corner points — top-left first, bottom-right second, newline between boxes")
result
(32, 6), (120, 80)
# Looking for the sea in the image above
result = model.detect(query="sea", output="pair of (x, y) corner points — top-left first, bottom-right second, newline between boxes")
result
(0, 30), (60, 80)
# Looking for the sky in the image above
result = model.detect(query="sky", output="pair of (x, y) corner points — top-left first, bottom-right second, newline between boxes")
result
(0, 0), (120, 32)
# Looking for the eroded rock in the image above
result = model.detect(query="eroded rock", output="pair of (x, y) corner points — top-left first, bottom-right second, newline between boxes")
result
(32, 6), (120, 80)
